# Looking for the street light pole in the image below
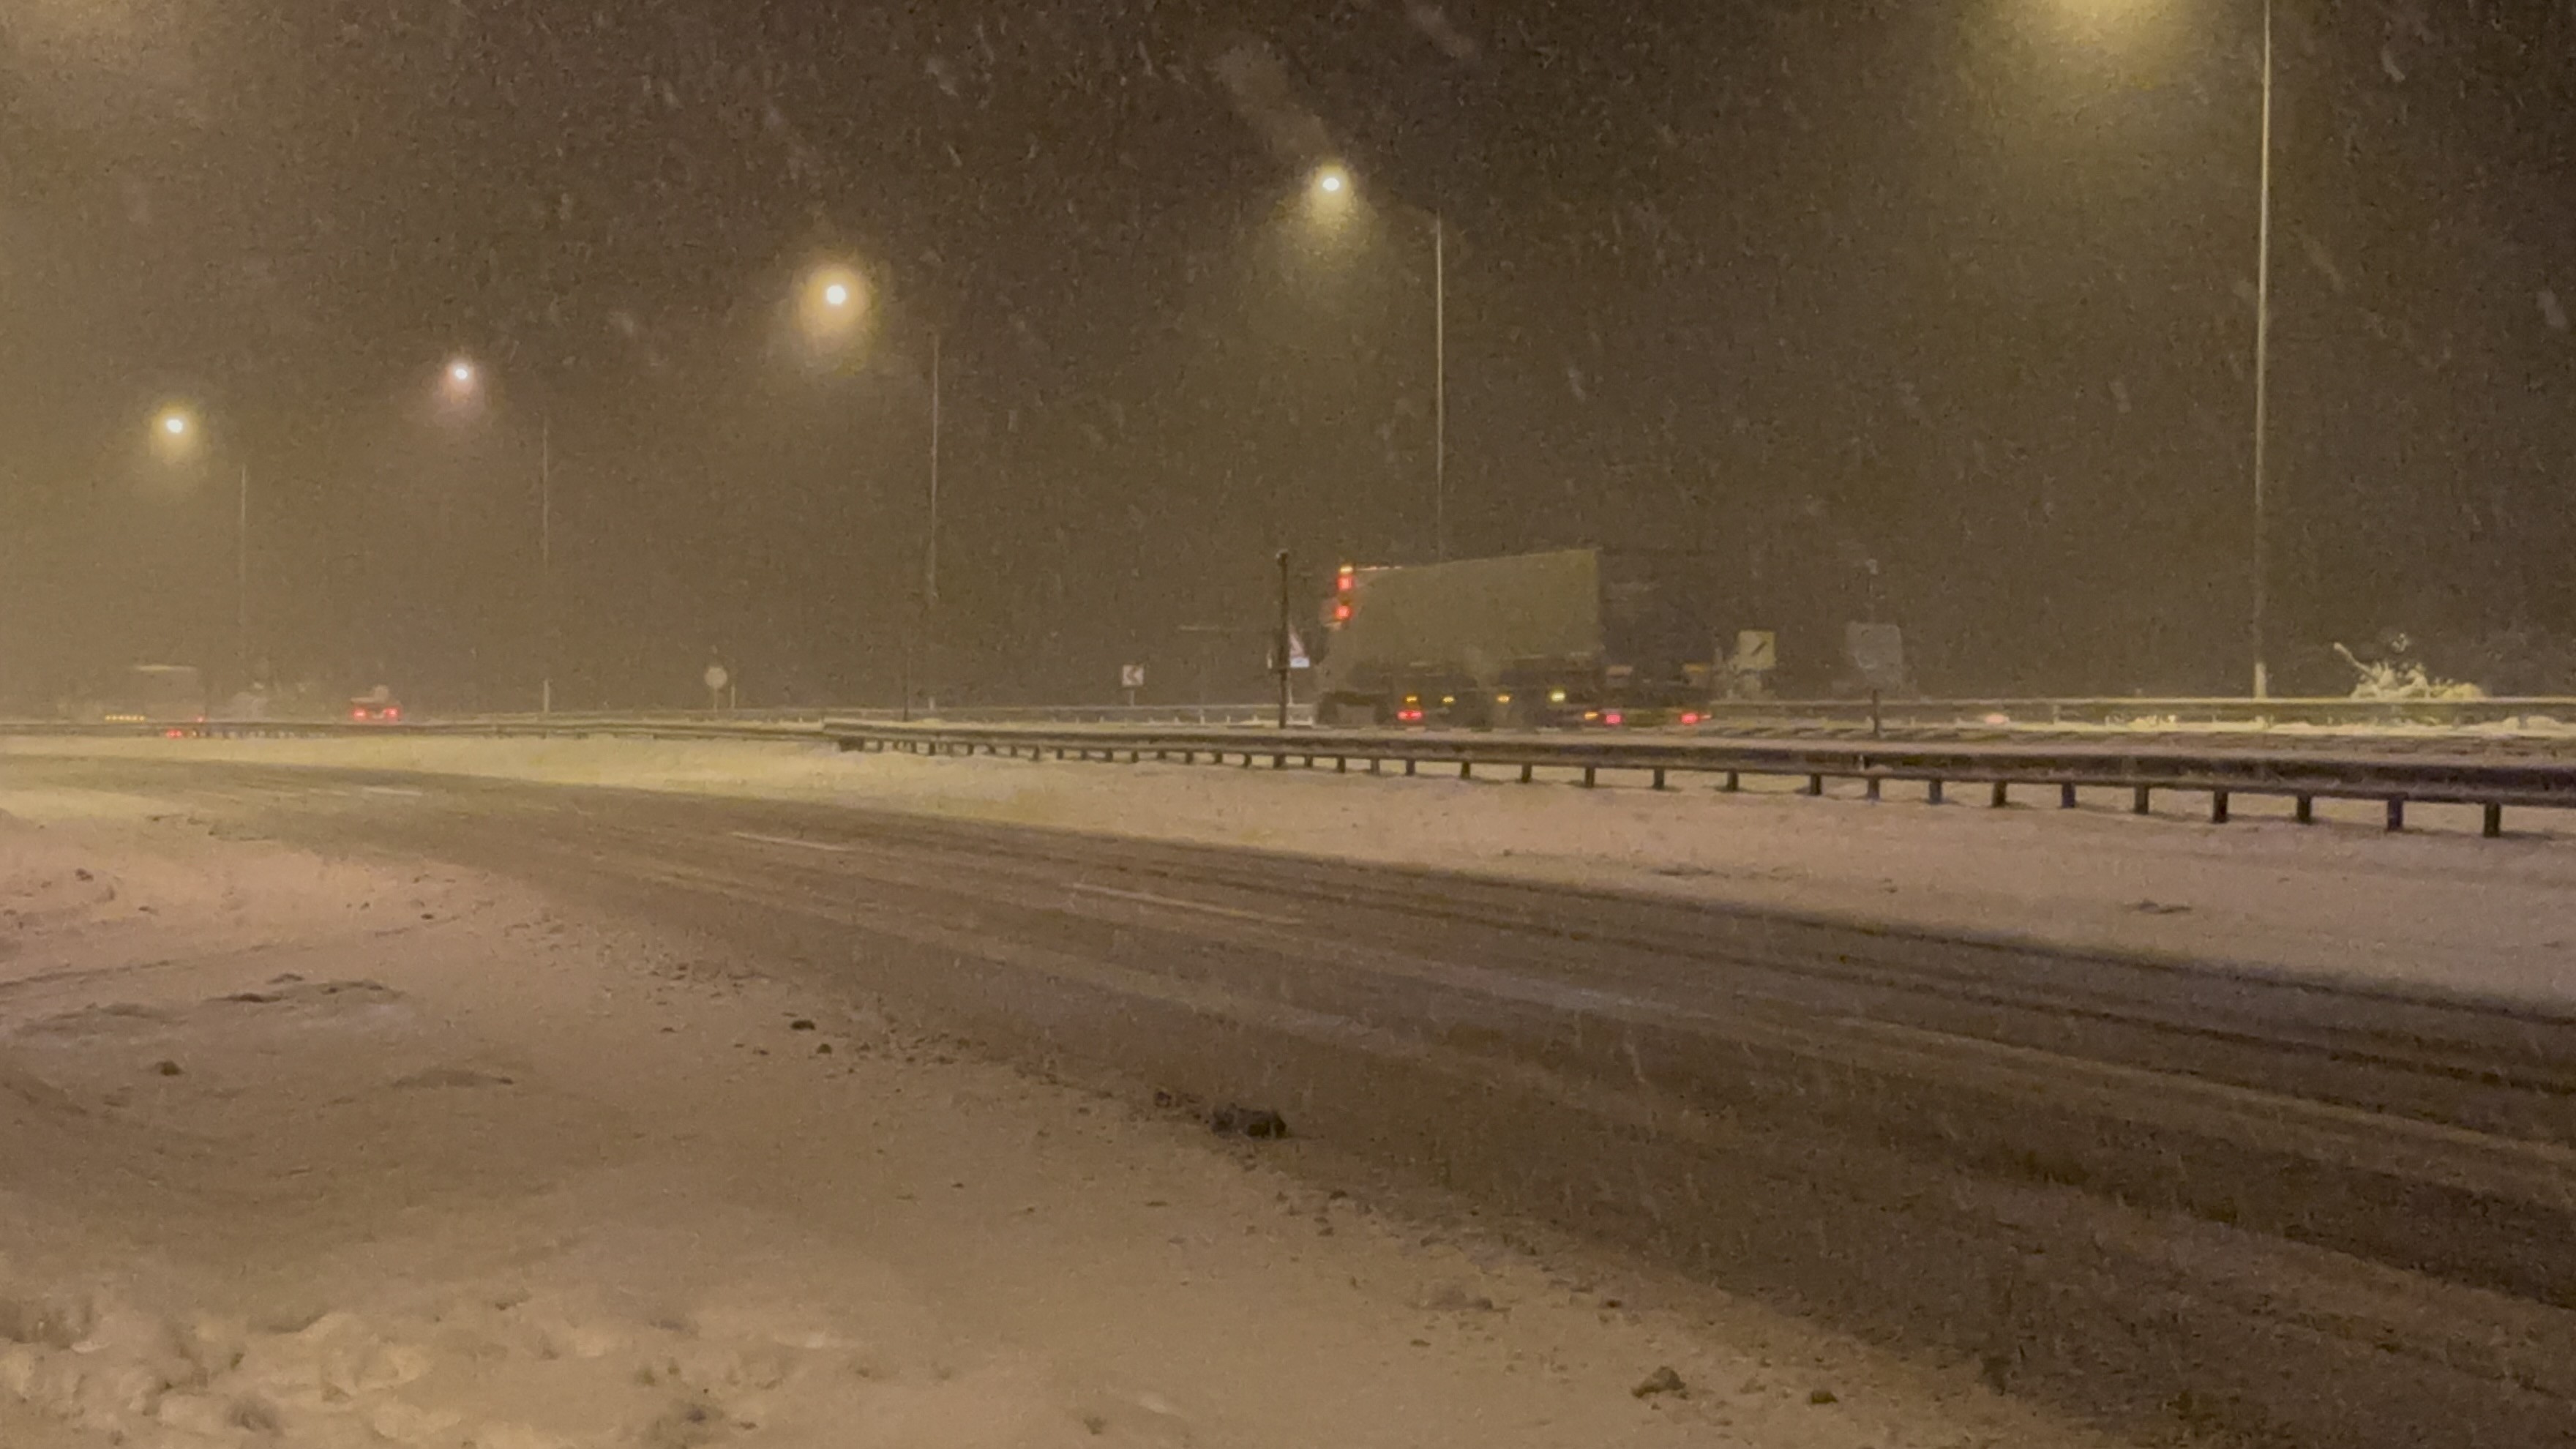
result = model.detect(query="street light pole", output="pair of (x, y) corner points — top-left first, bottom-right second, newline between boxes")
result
(235, 462), (250, 687)
(2249, 0), (2275, 700)
(1306, 169), (1455, 564)
(539, 410), (553, 715)
(925, 327), (941, 715)
(1433, 211), (1448, 563)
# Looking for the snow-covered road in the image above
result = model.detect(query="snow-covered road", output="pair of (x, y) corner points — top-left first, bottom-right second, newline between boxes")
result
(4, 753), (2569, 1445)
(0, 783), (2113, 1449)
(8, 732), (2572, 1008)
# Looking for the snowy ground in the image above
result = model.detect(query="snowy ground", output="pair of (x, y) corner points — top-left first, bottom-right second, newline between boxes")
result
(8, 733), (2574, 1009)
(0, 783), (2122, 1448)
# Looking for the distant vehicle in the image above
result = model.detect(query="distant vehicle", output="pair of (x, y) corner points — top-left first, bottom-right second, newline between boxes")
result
(348, 684), (404, 723)
(1315, 549), (1722, 729)
(91, 664), (207, 725)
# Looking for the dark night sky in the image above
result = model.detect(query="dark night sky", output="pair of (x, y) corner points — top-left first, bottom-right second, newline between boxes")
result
(3, 0), (2572, 709)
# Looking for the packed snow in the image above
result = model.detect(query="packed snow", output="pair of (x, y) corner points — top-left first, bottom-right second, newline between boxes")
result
(0, 787), (2119, 1448)
(9, 733), (2573, 1009)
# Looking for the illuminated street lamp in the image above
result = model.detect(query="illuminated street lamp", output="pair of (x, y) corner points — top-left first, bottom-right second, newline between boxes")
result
(146, 404), (251, 686)
(434, 355), (556, 713)
(800, 263), (870, 348)
(798, 261), (944, 715)
(1303, 162), (1450, 562)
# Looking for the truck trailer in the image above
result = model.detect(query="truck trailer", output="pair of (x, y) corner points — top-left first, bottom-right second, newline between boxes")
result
(1315, 548), (1723, 727)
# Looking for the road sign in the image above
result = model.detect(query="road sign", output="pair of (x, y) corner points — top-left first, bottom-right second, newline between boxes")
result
(1845, 622), (1906, 693)
(1287, 626), (1310, 670)
(703, 663), (730, 693)
(1119, 663), (1145, 690)
(1731, 629), (1778, 673)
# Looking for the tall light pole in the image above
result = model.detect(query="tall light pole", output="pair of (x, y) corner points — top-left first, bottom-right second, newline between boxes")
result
(2047, 0), (2278, 696)
(438, 356), (557, 711)
(236, 457), (249, 686)
(925, 326), (942, 714)
(1434, 210), (1448, 564)
(152, 406), (252, 689)
(2249, 0), (2275, 699)
(806, 263), (947, 714)
(539, 408), (554, 714)
(1308, 165), (1450, 561)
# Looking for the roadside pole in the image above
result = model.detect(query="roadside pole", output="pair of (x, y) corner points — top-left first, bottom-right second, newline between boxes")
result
(1275, 549), (1292, 730)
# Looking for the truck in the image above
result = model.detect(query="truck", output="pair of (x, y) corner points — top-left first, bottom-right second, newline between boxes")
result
(1314, 548), (1726, 727)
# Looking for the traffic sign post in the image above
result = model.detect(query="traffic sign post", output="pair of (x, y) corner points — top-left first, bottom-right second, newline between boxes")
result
(1273, 550), (1292, 729)
(1120, 663), (1145, 707)
(704, 662), (730, 713)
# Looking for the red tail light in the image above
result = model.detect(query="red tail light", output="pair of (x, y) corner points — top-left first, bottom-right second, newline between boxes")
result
(351, 708), (368, 720)
(162, 729), (185, 739)
(1680, 712), (1702, 726)
(1602, 711), (1625, 727)
(383, 706), (400, 721)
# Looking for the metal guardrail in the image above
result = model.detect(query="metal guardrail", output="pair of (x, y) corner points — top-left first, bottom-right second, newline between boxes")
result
(822, 719), (2576, 838)
(0, 717), (824, 743)
(833, 703), (1314, 727)
(1685, 695), (2576, 732)
(378, 695), (2576, 741)
(11, 706), (2575, 836)
(18, 694), (2569, 737)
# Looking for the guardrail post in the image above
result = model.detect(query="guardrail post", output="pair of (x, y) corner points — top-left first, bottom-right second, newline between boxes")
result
(1864, 776), (1881, 802)
(1404, 759), (1417, 776)
(2294, 794), (2313, 824)
(2132, 786), (2152, 815)
(2209, 790), (2229, 824)
(2385, 798), (2405, 832)
(1369, 758), (1382, 774)
(1804, 774), (1824, 796)
(1460, 761), (1473, 779)
(1989, 782), (2007, 807)
(2485, 804), (2504, 839)
(1520, 763), (1534, 784)
(1272, 753), (1287, 770)
(1652, 767), (1667, 790)
(1582, 765), (1597, 788)
(1926, 779), (1944, 805)
(2059, 783), (2077, 809)
(1723, 771), (1740, 793)
(1335, 757), (1347, 773)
